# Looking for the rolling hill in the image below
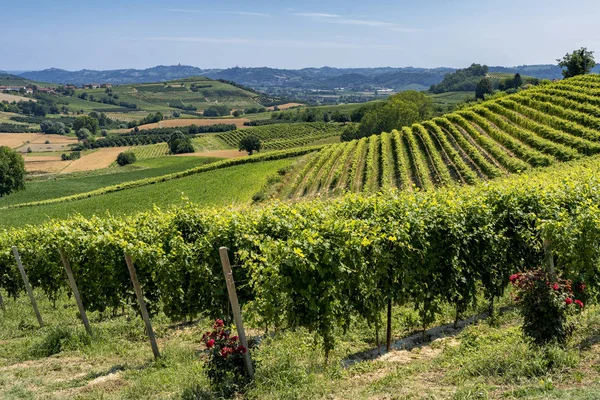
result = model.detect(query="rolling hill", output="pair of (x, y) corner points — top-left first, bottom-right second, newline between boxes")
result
(282, 74), (600, 198)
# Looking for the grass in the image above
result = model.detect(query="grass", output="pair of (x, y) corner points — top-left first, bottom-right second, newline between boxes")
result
(1, 158), (295, 228)
(1, 288), (599, 399)
(0, 156), (222, 208)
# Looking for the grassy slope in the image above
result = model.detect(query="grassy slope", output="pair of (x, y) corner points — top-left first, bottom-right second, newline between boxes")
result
(69, 77), (264, 114)
(0, 156), (222, 207)
(0, 290), (598, 399)
(1, 158), (294, 228)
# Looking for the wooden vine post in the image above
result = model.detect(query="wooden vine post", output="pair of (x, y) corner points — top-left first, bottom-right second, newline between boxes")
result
(543, 238), (556, 280)
(219, 247), (254, 379)
(12, 246), (44, 327)
(386, 300), (392, 351)
(124, 253), (160, 360)
(58, 248), (92, 335)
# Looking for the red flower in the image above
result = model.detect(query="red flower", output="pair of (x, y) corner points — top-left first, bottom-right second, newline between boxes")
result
(221, 347), (232, 357)
(552, 283), (560, 291)
(575, 300), (584, 309)
(214, 319), (224, 328)
(509, 274), (520, 283)
(576, 282), (586, 292)
(206, 339), (215, 348)
(236, 345), (247, 354)
(230, 335), (238, 341)
(565, 298), (573, 305)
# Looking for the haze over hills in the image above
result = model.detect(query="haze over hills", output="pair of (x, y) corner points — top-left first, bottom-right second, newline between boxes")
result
(15, 64), (600, 90)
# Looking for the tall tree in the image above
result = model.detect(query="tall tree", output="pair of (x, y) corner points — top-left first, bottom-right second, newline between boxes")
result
(557, 48), (596, 78)
(239, 135), (261, 155)
(0, 146), (26, 197)
(475, 78), (493, 100)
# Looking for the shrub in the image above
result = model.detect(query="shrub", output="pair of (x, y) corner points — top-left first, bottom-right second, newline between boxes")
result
(239, 135), (261, 155)
(116, 151), (137, 166)
(510, 270), (585, 345)
(201, 319), (251, 398)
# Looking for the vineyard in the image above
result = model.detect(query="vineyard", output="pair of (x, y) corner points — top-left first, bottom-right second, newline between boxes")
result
(1, 153), (600, 356)
(131, 143), (169, 160)
(284, 74), (600, 198)
(216, 122), (344, 151)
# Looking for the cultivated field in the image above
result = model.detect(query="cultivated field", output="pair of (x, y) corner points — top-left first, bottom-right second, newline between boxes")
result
(0, 133), (47, 149)
(268, 102), (304, 110)
(176, 149), (247, 159)
(62, 147), (129, 173)
(137, 118), (250, 130)
(284, 74), (600, 198)
(0, 92), (34, 102)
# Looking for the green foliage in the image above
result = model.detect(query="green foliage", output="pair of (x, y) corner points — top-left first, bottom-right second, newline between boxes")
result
(4, 153), (600, 357)
(510, 270), (584, 344)
(430, 64), (489, 93)
(203, 105), (231, 117)
(218, 123), (343, 151)
(73, 115), (100, 135)
(168, 131), (195, 155)
(116, 151), (137, 166)
(348, 91), (433, 139)
(61, 151), (81, 161)
(475, 78), (493, 100)
(239, 134), (261, 155)
(200, 320), (251, 398)
(557, 47), (596, 78)
(29, 326), (91, 358)
(40, 120), (67, 134)
(0, 146), (25, 198)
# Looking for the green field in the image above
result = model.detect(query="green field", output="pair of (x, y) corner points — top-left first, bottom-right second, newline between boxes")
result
(1, 158), (295, 228)
(0, 156), (222, 208)
(1, 287), (598, 399)
(68, 77), (269, 114)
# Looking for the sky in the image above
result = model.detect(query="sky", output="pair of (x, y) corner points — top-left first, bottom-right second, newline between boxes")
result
(2, 0), (599, 71)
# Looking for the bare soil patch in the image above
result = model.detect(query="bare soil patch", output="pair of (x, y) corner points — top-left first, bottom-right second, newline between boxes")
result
(62, 147), (129, 173)
(0, 93), (34, 103)
(268, 102), (304, 111)
(0, 133), (45, 149)
(175, 149), (247, 159)
(138, 118), (250, 130)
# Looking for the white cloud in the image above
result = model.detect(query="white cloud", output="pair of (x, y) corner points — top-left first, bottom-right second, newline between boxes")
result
(167, 9), (271, 17)
(294, 11), (418, 32)
(143, 36), (402, 50)
(228, 11), (271, 17)
(294, 12), (341, 18)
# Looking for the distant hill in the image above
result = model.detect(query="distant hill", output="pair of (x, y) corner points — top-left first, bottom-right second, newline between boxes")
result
(15, 64), (600, 91)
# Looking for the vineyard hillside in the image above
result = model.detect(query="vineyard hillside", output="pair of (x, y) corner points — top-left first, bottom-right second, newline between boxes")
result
(216, 122), (344, 151)
(283, 74), (600, 198)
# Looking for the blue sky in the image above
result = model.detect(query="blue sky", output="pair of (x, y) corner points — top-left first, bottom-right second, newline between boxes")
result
(3, 0), (599, 71)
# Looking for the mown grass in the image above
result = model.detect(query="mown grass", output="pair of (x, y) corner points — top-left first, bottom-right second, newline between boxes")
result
(0, 288), (599, 399)
(1, 158), (295, 228)
(0, 156), (222, 208)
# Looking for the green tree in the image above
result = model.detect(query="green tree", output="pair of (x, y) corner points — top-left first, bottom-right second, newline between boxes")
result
(239, 135), (261, 155)
(73, 115), (100, 135)
(0, 146), (26, 197)
(513, 73), (523, 88)
(557, 47), (596, 78)
(168, 131), (195, 154)
(354, 91), (432, 138)
(76, 128), (92, 141)
(475, 78), (493, 100)
(116, 151), (137, 166)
